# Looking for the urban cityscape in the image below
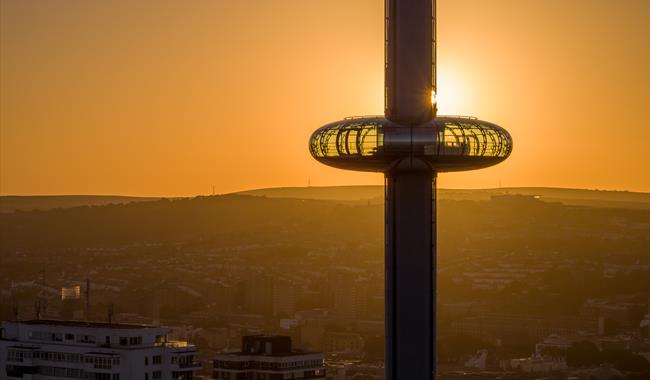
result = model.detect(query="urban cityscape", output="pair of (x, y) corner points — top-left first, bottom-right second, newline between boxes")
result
(1, 0), (649, 379)
(1, 189), (648, 379)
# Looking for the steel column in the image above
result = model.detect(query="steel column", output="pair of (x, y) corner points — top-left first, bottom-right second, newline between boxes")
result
(385, 161), (437, 380)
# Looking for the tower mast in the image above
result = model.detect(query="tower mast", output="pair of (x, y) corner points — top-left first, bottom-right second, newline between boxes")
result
(385, 0), (435, 124)
(384, 1), (437, 377)
(309, 0), (512, 378)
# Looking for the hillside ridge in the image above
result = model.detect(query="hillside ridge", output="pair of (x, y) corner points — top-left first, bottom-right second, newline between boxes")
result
(1, 186), (648, 212)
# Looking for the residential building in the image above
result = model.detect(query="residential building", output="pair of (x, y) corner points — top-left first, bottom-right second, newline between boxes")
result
(322, 332), (364, 355)
(0, 319), (201, 380)
(329, 269), (367, 320)
(244, 274), (273, 316)
(272, 278), (295, 318)
(213, 335), (325, 380)
(505, 354), (567, 373)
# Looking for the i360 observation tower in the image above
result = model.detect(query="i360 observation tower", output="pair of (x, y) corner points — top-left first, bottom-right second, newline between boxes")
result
(309, 0), (512, 379)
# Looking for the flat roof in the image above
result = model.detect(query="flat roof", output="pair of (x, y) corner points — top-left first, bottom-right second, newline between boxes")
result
(216, 350), (322, 358)
(11, 319), (161, 330)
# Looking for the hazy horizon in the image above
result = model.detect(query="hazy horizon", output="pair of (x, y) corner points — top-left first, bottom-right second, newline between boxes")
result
(1, 184), (650, 198)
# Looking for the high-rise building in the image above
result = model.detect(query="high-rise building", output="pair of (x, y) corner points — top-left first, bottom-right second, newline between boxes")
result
(0, 319), (201, 380)
(272, 277), (296, 318)
(329, 268), (368, 321)
(61, 286), (82, 320)
(308, 1), (512, 379)
(213, 335), (325, 380)
(244, 273), (274, 316)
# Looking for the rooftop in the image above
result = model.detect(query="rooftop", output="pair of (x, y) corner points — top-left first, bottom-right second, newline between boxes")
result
(216, 350), (321, 358)
(10, 319), (160, 330)
(215, 335), (322, 357)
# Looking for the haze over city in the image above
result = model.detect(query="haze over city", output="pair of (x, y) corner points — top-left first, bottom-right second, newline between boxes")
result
(1, 0), (648, 196)
(1, 0), (650, 379)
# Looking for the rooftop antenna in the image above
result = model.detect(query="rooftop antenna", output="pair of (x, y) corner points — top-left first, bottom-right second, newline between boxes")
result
(34, 300), (41, 320)
(85, 278), (91, 321)
(39, 267), (48, 317)
(11, 289), (19, 321)
(108, 303), (114, 324)
(152, 291), (161, 326)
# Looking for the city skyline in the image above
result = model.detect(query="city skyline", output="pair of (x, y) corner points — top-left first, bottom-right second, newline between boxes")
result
(1, 0), (649, 196)
(1, 1), (649, 378)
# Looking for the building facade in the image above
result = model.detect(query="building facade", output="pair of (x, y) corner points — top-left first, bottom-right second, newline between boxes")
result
(0, 319), (201, 380)
(244, 274), (274, 316)
(328, 268), (367, 321)
(213, 335), (325, 380)
(272, 278), (295, 318)
(322, 332), (364, 355)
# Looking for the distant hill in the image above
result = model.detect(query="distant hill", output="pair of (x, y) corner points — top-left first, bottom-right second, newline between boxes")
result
(0, 195), (157, 213)
(238, 186), (650, 210)
(1, 187), (648, 213)
(238, 185), (384, 202)
(1, 192), (648, 254)
(0, 195), (382, 251)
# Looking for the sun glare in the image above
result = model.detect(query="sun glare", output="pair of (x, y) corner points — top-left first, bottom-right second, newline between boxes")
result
(436, 69), (468, 115)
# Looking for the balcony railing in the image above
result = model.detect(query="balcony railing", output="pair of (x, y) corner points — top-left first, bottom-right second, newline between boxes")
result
(179, 361), (202, 369)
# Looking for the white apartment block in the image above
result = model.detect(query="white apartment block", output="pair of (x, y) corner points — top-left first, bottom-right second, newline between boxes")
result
(0, 320), (201, 380)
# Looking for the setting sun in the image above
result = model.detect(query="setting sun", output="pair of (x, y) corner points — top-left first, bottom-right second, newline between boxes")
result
(436, 69), (470, 116)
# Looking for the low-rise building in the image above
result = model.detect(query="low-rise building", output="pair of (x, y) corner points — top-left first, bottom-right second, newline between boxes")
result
(505, 353), (567, 373)
(323, 332), (364, 355)
(213, 335), (325, 380)
(0, 319), (201, 380)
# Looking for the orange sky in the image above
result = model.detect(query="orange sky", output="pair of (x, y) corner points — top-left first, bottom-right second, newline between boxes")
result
(1, 0), (649, 196)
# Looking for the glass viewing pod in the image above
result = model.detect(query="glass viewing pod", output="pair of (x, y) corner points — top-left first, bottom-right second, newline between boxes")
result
(309, 116), (512, 172)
